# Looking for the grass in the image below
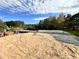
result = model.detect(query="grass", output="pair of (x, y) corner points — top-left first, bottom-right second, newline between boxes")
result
(65, 30), (79, 36)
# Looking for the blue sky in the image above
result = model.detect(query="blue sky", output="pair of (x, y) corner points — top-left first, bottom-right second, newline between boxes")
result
(0, 0), (79, 24)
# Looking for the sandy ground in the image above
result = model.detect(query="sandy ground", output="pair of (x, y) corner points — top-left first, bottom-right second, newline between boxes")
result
(0, 33), (79, 59)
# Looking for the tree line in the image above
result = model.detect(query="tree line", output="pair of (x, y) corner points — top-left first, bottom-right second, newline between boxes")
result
(0, 20), (24, 31)
(0, 13), (79, 31)
(36, 13), (79, 30)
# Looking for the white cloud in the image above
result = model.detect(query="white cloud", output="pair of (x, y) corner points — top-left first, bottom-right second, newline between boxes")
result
(33, 17), (48, 20)
(0, 0), (79, 15)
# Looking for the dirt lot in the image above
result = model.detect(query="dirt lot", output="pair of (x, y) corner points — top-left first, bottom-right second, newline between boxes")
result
(0, 33), (79, 59)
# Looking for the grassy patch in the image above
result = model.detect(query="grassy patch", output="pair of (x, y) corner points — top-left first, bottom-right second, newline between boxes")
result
(65, 30), (79, 36)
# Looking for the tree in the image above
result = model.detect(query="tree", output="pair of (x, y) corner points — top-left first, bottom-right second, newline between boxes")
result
(0, 20), (7, 31)
(5, 20), (24, 27)
(56, 14), (65, 29)
(38, 16), (58, 30)
(5, 21), (15, 27)
(64, 13), (79, 30)
(14, 21), (24, 27)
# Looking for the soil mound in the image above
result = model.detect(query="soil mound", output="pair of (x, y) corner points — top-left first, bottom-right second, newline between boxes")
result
(0, 33), (79, 59)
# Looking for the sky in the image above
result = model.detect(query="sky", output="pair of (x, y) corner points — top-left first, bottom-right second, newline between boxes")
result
(0, 0), (79, 24)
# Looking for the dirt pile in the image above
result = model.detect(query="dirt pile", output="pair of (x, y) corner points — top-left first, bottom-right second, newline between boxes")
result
(0, 33), (79, 59)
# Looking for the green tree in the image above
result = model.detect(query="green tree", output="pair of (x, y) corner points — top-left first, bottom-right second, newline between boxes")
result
(56, 14), (65, 29)
(5, 21), (24, 27)
(14, 21), (24, 27)
(64, 14), (72, 29)
(0, 20), (7, 31)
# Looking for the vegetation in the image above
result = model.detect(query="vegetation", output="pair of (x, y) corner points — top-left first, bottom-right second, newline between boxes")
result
(5, 21), (24, 27)
(65, 30), (79, 36)
(5, 20), (24, 31)
(37, 14), (66, 30)
(0, 13), (79, 36)
(23, 24), (36, 30)
(36, 13), (79, 31)
(0, 20), (7, 31)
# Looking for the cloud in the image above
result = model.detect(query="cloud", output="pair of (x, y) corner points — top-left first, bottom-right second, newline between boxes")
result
(33, 17), (48, 20)
(0, 0), (79, 15)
